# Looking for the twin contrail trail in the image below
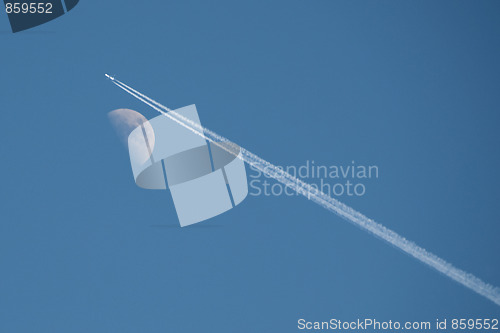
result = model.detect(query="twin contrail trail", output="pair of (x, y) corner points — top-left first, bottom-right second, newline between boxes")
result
(107, 74), (500, 306)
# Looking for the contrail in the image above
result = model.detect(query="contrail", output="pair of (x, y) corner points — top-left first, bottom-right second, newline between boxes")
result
(107, 74), (500, 306)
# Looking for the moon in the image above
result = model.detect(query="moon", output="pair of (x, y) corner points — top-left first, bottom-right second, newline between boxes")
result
(108, 108), (155, 164)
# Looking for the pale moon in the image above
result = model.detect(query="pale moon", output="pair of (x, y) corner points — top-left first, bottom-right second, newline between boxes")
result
(108, 108), (155, 164)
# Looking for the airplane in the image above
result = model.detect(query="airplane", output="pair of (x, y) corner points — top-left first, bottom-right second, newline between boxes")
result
(105, 74), (115, 81)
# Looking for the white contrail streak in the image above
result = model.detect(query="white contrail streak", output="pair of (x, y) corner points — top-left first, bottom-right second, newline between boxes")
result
(107, 75), (500, 306)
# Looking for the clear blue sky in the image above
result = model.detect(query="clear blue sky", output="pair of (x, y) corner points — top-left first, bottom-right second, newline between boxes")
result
(1, 1), (499, 332)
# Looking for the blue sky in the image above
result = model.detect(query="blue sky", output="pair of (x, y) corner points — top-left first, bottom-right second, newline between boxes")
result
(1, 1), (499, 332)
